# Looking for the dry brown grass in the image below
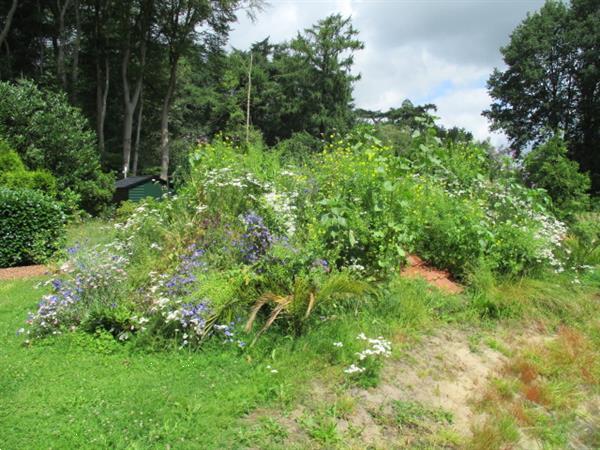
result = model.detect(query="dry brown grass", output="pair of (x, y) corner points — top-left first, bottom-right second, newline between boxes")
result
(467, 320), (600, 450)
(522, 384), (547, 405)
(508, 357), (539, 384)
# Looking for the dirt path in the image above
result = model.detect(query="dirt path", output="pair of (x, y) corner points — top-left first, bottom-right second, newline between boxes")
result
(0, 265), (48, 280)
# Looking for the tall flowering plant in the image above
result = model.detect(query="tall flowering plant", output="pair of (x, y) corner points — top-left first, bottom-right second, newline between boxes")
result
(132, 242), (244, 348)
(23, 244), (130, 340)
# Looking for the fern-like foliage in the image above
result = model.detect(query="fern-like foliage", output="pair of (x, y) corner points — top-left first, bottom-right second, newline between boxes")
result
(245, 271), (369, 344)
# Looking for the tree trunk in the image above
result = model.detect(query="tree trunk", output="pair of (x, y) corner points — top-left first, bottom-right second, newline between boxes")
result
(132, 90), (143, 176)
(122, 103), (134, 177)
(121, 40), (145, 178)
(38, 0), (44, 75)
(0, 0), (17, 49)
(159, 57), (178, 182)
(70, 0), (81, 102)
(56, 0), (71, 90)
(96, 57), (109, 156)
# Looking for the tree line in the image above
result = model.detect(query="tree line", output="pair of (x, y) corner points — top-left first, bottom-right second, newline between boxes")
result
(0, 2), (370, 180)
(0, 0), (262, 180)
(0, 0), (598, 195)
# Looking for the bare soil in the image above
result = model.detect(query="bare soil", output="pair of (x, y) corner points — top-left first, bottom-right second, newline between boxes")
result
(0, 265), (48, 280)
(400, 255), (464, 294)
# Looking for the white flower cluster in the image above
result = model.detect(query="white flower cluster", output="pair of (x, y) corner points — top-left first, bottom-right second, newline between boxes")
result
(342, 333), (392, 375)
(114, 202), (163, 234)
(344, 364), (365, 374)
(355, 333), (392, 360)
(203, 166), (299, 237)
(530, 211), (567, 272)
(483, 182), (568, 272)
(262, 189), (298, 236)
(202, 167), (262, 190)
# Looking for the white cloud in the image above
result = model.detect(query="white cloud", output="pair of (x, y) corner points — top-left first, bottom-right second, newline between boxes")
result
(353, 46), (489, 111)
(432, 87), (507, 147)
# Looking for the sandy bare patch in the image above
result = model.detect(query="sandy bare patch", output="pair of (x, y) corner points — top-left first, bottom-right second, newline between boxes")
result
(244, 328), (509, 448)
(349, 329), (506, 441)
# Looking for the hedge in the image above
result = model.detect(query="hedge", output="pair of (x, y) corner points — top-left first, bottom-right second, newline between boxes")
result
(0, 187), (66, 267)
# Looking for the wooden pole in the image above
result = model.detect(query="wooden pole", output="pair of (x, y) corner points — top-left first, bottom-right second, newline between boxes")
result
(245, 52), (253, 144)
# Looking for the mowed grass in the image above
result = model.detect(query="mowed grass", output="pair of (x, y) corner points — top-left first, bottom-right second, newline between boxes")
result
(0, 278), (312, 449)
(64, 219), (116, 250)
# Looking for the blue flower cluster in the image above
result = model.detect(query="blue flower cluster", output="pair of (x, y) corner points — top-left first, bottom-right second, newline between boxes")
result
(312, 258), (330, 272)
(178, 301), (210, 331)
(165, 243), (206, 296)
(236, 212), (274, 263)
(166, 302), (244, 348)
(26, 280), (80, 334)
(24, 249), (129, 337)
(214, 322), (246, 347)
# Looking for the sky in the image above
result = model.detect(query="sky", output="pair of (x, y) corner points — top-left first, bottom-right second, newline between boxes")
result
(229, 0), (546, 147)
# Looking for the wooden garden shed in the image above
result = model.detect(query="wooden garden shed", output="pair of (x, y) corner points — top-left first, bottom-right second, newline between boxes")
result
(113, 175), (166, 203)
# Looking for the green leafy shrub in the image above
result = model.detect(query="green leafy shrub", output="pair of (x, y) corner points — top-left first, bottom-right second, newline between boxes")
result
(1, 139), (59, 201)
(0, 80), (114, 214)
(275, 131), (322, 162)
(0, 169), (57, 195)
(563, 212), (600, 267)
(0, 139), (26, 172)
(56, 188), (83, 220)
(114, 200), (138, 223)
(523, 135), (591, 219)
(0, 188), (66, 267)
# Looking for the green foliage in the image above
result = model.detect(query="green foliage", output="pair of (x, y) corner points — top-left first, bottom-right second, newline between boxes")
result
(289, 14), (364, 137)
(523, 135), (591, 218)
(0, 139), (25, 172)
(275, 132), (322, 162)
(114, 200), (138, 223)
(0, 80), (114, 214)
(0, 187), (66, 267)
(245, 271), (370, 342)
(0, 140), (58, 196)
(56, 188), (84, 220)
(19, 122), (582, 350)
(202, 15), (364, 145)
(0, 169), (57, 196)
(563, 212), (600, 267)
(485, 0), (600, 191)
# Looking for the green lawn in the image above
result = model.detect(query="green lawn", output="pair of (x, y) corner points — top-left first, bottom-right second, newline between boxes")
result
(0, 278), (313, 449)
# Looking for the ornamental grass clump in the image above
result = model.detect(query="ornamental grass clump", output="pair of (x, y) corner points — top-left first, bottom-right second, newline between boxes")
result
(245, 271), (370, 344)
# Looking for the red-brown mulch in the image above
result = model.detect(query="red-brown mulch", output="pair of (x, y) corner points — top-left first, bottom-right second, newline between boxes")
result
(400, 254), (464, 294)
(0, 265), (49, 281)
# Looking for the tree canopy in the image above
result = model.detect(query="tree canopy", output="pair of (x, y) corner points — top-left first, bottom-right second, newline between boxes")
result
(484, 0), (600, 192)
